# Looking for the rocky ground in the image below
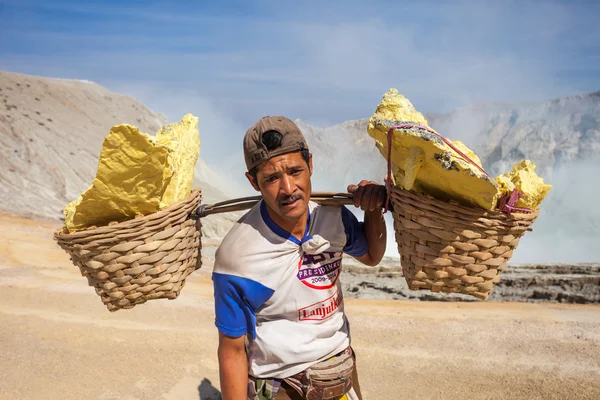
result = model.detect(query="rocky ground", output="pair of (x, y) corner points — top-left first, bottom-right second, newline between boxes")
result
(342, 258), (600, 304)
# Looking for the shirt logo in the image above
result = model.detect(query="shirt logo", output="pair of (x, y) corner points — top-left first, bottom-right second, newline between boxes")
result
(297, 251), (342, 290)
(298, 289), (343, 321)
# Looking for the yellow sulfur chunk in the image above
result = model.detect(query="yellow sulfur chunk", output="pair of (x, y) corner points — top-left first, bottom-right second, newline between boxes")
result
(494, 160), (551, 210)
(155, 114), (200, 208)
(63, 125), (172, 232)
(368, 89), (499, 210)
(451, 140), (484, 168)
(63, 115), (200, 233)
(370, 88), (429, 126)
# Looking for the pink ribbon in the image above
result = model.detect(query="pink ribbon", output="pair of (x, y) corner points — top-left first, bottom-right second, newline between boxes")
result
(498, 189), (532, 217)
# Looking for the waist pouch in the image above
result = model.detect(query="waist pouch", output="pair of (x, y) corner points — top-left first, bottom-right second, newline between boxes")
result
(284, 347), (354, 400)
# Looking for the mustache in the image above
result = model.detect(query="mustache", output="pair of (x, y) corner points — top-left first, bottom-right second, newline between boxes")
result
(279, 193), (303, 205)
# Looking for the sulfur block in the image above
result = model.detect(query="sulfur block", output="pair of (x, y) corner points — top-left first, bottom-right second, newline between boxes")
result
(368, 89), (499, 210)
(494, 160), (552, 210)
(155, 114), (201, 208)
(63, 115), (200, 232)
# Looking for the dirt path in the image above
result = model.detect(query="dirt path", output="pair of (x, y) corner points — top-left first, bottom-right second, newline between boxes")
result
(1, 215), (599, 400)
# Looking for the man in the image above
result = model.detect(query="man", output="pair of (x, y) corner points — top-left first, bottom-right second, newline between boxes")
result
(213, 116), (387, 400)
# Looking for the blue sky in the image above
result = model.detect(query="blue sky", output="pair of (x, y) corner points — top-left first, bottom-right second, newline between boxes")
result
(1, 0), (599, 165)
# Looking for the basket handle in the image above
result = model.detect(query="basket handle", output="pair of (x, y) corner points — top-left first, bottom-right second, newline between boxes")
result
(191, 192), (355, 218)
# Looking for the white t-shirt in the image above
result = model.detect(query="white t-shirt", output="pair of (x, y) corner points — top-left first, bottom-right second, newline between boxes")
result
(213, 200), (368, 379)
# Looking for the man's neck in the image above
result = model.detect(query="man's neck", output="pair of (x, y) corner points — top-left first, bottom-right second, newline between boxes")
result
(265, 204), (309, 241)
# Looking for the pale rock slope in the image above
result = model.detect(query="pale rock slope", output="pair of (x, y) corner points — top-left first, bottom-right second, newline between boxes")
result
(427, 91), (600, 177)
(2, 70), (598, 260)
(0, 70), (239, 240)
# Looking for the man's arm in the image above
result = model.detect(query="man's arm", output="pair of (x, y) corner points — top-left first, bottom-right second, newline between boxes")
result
(213, 270), (275, 398)
(347, 180), (387, 266)
(218, 333), (247, 400)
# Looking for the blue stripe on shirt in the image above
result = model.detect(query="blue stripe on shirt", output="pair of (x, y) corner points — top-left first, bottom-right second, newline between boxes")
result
(212, 272), (275, 339)
(341, 206), (369, 257)
(260, 201), (312, 245)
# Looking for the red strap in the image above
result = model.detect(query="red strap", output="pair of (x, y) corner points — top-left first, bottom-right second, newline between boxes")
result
(498, 189), (532, 216)
(384, 127), (394, 213)
(388, 123), (492, 178)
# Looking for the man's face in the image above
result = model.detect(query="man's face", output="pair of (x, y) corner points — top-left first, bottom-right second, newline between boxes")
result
(246, 151), (313, 222)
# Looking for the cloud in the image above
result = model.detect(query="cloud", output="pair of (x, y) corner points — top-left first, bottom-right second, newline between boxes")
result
(511, 159), (600, 263)
(2, 0), (599, 129)
(112, 82), (252, 188)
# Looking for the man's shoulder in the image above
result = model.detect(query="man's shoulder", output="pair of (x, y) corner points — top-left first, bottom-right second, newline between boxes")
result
(213, 204), (271, 272)
(219, 205), (261, 243)
(310, 202), (345, 225)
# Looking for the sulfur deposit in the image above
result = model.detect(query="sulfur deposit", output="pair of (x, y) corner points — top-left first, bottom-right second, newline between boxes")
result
(368, 89), (551, 211)
(368, 89), (499, 210)
(495, 160), (552, 209)
(63, 114), (200, 233)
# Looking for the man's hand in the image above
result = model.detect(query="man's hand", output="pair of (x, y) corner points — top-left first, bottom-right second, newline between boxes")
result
(346, 180), (387, 267)
(347, 180), (387, 212)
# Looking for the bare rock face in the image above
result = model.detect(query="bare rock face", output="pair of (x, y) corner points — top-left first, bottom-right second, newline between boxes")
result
(0, 70), (237, 240)
(2, 69), (598, 260)
(427, 91), (600, 177)
(0, 70), (166, 219)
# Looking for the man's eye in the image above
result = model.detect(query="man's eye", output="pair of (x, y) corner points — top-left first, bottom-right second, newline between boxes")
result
(266, 176), (278, 183)
(291, 169), (302, 175)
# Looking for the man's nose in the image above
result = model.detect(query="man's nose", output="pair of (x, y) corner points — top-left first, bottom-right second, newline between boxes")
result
(279, 174), (295, 195)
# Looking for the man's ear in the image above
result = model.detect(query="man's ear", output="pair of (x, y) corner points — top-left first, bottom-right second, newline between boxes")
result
(308, 153), (313, 176)
(245, 172), (261, 192)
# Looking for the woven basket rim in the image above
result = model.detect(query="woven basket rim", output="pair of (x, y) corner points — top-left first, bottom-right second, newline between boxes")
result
(55, 188), (202, 240)
(390, 186), (539, 221)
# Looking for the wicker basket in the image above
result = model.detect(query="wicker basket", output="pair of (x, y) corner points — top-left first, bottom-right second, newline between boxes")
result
(390, 186), (538, 299)
(54, 189), (203, 311)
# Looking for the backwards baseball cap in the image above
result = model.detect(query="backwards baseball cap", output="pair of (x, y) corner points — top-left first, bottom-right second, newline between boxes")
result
(243, 116), (309, 171)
